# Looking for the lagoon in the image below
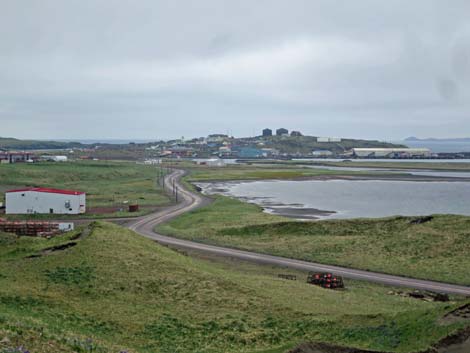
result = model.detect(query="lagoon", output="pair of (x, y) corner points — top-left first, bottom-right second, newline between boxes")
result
(198, 179), (470, 220)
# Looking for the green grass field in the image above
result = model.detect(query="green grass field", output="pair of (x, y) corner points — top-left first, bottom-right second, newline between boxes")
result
(158, 196), (470, 286)
(185, 165), (366, 182)
(0, 223), (468, 353)
(0, 161), (170, 218)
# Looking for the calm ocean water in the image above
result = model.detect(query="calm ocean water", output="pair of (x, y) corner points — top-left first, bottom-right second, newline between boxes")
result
(199, 179), (470, 220)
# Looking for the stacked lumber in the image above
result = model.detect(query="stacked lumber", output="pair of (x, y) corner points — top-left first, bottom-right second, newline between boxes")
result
(0, 220), (60, 237)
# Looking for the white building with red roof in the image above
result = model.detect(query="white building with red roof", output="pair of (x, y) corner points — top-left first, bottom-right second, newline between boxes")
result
(5, 187), (86, 215)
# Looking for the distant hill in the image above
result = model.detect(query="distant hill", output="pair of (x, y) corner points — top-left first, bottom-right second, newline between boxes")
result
(0, 137), (84, 150)
(405, 136), (470, 142)
(0, 135), (406, 156)
(260, 135), (405, 154)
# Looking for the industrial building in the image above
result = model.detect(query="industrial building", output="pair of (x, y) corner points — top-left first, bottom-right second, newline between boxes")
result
(218, 146), (232, 157)
(143, 159), (162, 165)
(261, 148), (280, 157)
(290, 131), (302, 137)
(41, 155), (68, 162)
(312, 150), (333, 157)
(351, 148), (431, 158)
(195, 158), (226, 167)
(167, 146), (195, 157)
(276, 128), (289, 136)
(262, 128), (272, 137)
(317, 137), (342, 143)
(0, 152), (35, 164)
(5, 187), (86, 215)
(237, 147), (263, 158)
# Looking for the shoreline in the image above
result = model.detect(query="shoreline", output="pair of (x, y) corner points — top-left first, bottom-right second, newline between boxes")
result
(194, 174), (470, 220)
(264, 206), (335, 220)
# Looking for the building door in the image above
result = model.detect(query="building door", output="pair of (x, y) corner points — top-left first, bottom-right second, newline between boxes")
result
(49, 208), (54, 214)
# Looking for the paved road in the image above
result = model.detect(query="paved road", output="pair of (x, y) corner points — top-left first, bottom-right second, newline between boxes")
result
(128, 170), (470, 296)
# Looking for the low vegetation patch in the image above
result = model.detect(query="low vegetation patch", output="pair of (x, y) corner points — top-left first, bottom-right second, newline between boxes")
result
(45, 265), (95, 286)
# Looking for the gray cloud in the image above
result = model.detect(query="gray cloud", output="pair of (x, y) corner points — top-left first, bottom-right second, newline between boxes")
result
(1, 0), (470, 140)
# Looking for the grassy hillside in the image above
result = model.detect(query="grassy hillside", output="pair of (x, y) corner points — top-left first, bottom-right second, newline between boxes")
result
(0, 137), (83, 150)
(157, 196), (470, 286)
(0, 161), (170, 218)
(0, 223), (468, 353)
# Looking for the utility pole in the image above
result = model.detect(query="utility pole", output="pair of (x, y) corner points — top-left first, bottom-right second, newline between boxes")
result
(159, 167), (165, 189)
(175, 186), (178, 203)
(157, 166), (162, 190)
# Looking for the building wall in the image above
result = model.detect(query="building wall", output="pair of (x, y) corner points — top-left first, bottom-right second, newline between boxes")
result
(238, 147), (263, 158)
(312, 150), (333, 157)
(6, 192), (86, 214)
(353, 150), (375, 157)
(317, 137), (342, 143)
(276, 128), (288, 136)
(0, 153), (33, 163)
(352, 148), (431, 158)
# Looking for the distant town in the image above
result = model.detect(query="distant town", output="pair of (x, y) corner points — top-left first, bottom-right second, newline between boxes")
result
(1, 128), (470, 164)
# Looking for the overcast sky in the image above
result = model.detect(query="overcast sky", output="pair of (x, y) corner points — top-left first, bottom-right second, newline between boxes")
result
(1, 0), (470, 141)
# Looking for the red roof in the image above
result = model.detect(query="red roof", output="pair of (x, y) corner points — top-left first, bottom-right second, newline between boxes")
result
(6, 187), (85, 195)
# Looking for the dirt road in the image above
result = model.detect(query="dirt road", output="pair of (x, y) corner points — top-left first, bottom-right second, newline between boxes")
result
(128, 170), (470, 296)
